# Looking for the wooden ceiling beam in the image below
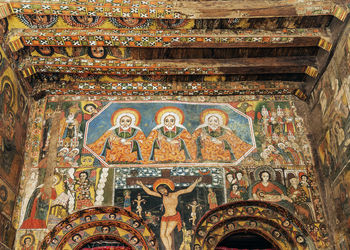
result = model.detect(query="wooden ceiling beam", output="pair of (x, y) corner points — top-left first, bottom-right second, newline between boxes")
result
(19, 56), (317, 77)
(9, 28), (331, 51)
(9, 1), (348, 21)
(31, 78), (301, 96)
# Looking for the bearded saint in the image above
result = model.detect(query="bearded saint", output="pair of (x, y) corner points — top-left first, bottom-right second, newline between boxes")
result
(148, 106), (193, 162)
(88, 108), (146, 163)
(192, 109), (252, 161)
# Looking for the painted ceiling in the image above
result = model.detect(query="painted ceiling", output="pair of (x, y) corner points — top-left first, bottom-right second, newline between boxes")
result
(0, 0), (349, 99)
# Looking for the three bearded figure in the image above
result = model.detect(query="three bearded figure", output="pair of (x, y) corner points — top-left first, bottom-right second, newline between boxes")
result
(88, 106), (251, 164)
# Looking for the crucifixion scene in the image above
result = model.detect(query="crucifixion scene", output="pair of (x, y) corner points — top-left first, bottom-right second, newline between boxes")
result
(114, 167), (225, 249)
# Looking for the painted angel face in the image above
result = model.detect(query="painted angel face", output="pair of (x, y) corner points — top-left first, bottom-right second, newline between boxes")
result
(91, 46), (105, 58)
(122, 17), (139, 26)
(102, 226), (110, 234)
(37, 46), (52, 56)
(130, 236), (139, 245)
(72, 234), (82, 243)
(29, 15), (50, 25)
(76, 16), (94, 25)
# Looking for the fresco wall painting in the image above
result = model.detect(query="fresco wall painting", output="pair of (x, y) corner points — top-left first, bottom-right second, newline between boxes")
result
(309, 26), (350, 247)
(13, 96), (330, 249)
(193, 201), (319, 250)
(0, 21), (29, 248)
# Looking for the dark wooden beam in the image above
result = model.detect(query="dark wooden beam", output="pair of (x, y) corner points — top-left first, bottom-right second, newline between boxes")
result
(19, 56), (317, 77)
(9, 28), (330, 51)
(31, 77), (301, 96)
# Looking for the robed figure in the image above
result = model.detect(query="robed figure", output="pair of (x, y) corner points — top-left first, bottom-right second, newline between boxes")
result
(148, 106), (193, 162)
(192, 109), (252, 161)
(251, 170), (292, 204)
(88, 108), (146, 163)
(20, 175), (59, 229)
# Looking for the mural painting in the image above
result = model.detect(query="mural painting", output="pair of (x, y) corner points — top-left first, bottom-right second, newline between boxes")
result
(14, 96), (328, 249)
(0, 213), (15, 249)
(193, 201), (318, 249)
(18, 167), (113, 231)
(0, 47), (29, 189)
(84, 102), (255, 166)
(114, 167), (224, 249)
(0, 41), (29, 248)
(310, 29), (350, 245)
(15, 230), (47, 250)
(40, 207), (158, 250)
(0, 177), (15, 219)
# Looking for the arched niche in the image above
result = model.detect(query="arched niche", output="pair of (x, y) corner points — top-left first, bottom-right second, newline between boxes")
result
(217, 230), (278, 249)
(77, 235), (132, 249)
(193, 201), (316, 250)
(40, 206), (158, 250)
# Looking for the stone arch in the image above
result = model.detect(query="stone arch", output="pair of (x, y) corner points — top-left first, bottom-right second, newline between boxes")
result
(40, 206), (158, 250)
(193, 201), (316, 250)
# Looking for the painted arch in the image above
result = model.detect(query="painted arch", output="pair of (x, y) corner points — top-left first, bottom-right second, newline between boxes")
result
(193, 201), (316, 250)
(40, 206), (158, 250)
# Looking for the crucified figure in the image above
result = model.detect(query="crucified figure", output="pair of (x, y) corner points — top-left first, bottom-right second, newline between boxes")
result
(187, 200), (201, 226)
(133, 193), (146, 217)
(136, 177), (202, 250)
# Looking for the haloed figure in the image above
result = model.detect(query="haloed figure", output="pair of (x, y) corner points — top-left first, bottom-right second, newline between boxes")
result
(137, 177), (202, 250)
(88, 108), (146, 163)
(88, 46), (107, 59)
(148, 106), (193, 162)
(252, 171), (292, 203)
(193, 109), (252, 161)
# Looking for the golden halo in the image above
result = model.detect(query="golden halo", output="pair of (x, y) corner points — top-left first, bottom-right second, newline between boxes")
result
(153, 178), (175, 192)
(20, 233), (35, 246)
(200, 108), (229, 125)
(1, 76), (14, 108)
(111, 108), (141, 126)
(155, 106), (184, 125)
(81, 101), (98, 114)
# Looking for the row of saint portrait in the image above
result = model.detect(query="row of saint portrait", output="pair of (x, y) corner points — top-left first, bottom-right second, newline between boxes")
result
(78, 107), (253, 163)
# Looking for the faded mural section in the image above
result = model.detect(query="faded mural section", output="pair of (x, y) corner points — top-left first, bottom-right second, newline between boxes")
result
(309, 23), (350, 248)
(0, 17), (29, 249)
(14, 95), (329, 249)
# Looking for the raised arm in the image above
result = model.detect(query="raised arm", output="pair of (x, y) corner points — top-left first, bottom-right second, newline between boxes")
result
(176, 177), (202, 196)
(136, 181), (161, 197)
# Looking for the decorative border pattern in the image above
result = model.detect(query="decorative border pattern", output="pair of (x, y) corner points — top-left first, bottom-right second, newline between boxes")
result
(41, 206), (158, 250)
(20, 31), (296, 48)
(193, 201), (315, 249)
(32, 80), (300, 96)
(11, 1), (186, 19)
(9, 1), (346, 20)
